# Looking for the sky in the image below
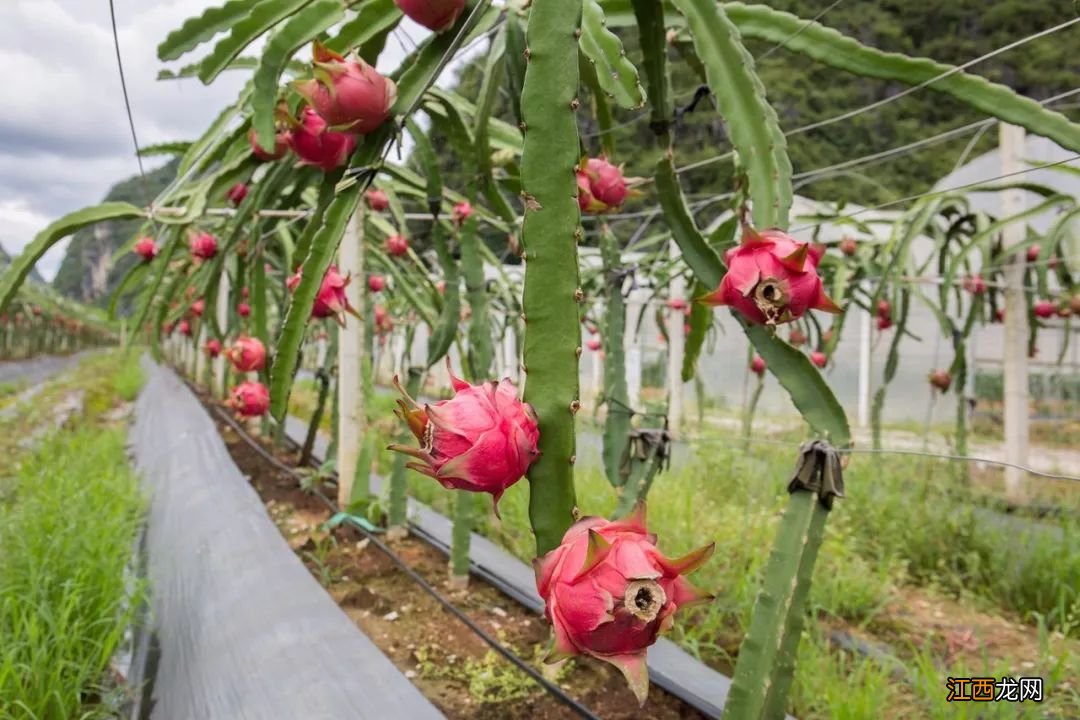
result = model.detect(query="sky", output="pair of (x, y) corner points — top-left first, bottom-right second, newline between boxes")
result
(0, 0), (436, 281)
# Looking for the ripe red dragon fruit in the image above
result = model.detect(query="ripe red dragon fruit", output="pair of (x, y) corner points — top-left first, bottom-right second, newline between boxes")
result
(1026, 244), (1040, 263)
(205, 339), (222, 358)
(534, 504), (713, 704)
(374, 304), (393, 334)
(701, 224), (840, 325)
(586, 338), (602, 352)
(228, 381), (270, 417)
(388, 362), (540, 511)
(877, 315), (893, 331)
(961, 275), (987, 295)
(226, 183), (248, 206)
(286, 265), (354, 323)
(368, 274), (385, 293)
(190, 232), (218, 261)
(839, 237), (857, 257)
(226, 335), (266, 373)
(385, 234), (410, 257)
(190, 299), (205, 317)
(237, 301), (251, 318)
(394, 0), (465, 32)
(294, 43), (396, 135)
(929, 369), (951, 393)
(452, 200), (473, 225)
(288, 106), (357, 171)
(810, 350), (827, 368)
(1033, 300), (1056, 319)
(248, 127), (289, 161)
(877, 300), (891, 319)
(366, 189), (390, 211)
(133, 237), (157, 262)
(577, 157), (629, 214)
(178, 319), (192, 337)
(750, 355), (766, 376)
(994, 307), (1005, 323)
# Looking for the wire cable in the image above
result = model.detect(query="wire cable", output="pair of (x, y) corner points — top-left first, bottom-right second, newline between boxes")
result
(107, 0), (148, 202)
(675, 18), (1080, 175)
(582, 0), (848, 140)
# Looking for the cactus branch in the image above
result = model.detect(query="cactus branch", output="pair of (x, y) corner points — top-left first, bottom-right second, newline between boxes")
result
(519, 0), (584, 556)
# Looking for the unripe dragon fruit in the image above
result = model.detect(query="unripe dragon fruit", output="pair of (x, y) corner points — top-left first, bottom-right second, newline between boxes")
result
(534, 504), (713, 704)
(237, 301), (251, 318)
(368, 274), (385, 293)
(839, 237), (857, 257)
(700, 224), (840, 325)
(205, 339), (222, 358)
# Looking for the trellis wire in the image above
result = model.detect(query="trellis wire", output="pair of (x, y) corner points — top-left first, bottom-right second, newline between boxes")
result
(674, 17), (1080, 176)
(581, 0), (849, 140)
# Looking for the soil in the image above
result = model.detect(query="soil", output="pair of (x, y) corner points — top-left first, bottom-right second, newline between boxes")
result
(205, 397), (708, 720)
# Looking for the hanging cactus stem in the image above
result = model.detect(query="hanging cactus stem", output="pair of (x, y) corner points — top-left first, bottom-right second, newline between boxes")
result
(723, 441), (844, 720)
(519, 0), (583, 556)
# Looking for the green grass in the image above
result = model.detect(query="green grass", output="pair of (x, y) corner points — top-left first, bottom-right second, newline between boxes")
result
(286, 378), (1080, 717)
(399, 435), (1080, 718)
(0, 351), (146, 720)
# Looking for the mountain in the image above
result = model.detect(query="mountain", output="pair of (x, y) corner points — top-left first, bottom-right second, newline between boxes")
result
(51, 160), (177, 304)
(434, 0), (1080, 215)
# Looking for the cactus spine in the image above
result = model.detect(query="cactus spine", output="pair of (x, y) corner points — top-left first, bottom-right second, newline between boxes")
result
(519, 0), (583, 555)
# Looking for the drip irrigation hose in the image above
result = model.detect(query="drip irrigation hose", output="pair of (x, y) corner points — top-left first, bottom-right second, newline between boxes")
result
(209, 404), (603, 720)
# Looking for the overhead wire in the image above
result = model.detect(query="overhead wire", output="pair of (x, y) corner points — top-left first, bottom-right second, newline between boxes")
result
(582, 0), (848, 140)
(674, 17), (1080, 176)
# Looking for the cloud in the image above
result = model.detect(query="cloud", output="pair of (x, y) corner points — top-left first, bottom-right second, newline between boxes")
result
(0, 198), (67, 280)
(0, 0), (246, 280)
(0, 0), (481, 282)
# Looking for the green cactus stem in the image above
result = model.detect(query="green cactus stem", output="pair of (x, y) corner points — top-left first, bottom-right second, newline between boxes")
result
(872, 289), (910, 450)
(741, 372), (765, 450)
(459, 214), (494, 382)
(519, 0), (583, 556)
(387, 366), (422, 535)
(723, 442), (844, 720)
(449, 490), (474, 587)
(300, 349), (335, 467)
(599, 228), (630, 490)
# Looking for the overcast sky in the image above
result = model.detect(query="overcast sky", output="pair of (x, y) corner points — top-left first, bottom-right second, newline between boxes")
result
(0, 0), (435, 281)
